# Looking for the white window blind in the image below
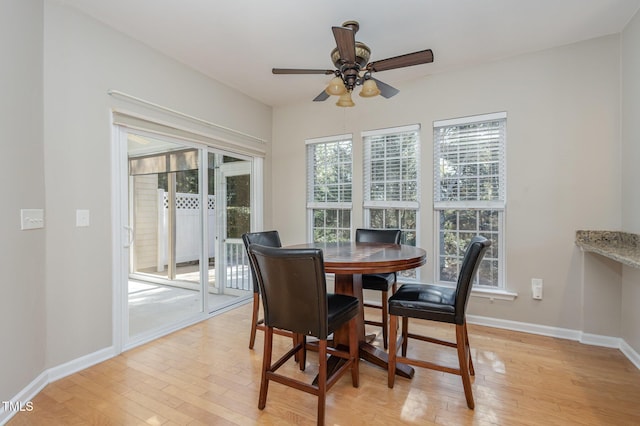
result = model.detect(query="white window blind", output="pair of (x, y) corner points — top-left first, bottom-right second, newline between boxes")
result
(306, 134), (353, 242)
(363, 124), (420, 209)
(434, 114), (505, 206)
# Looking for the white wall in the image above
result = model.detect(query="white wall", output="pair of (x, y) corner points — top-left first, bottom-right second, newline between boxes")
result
(621, 10), (640, 352)
(272, 35), (622, 331)
(0, 0), (47, 402)
(42, 2), (272, 368)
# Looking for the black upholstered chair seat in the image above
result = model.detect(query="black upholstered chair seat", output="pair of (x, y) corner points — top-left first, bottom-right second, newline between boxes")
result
(388, 284), (457, 323)
(362, 273), (395, 291)
(327, 294), (360, 333)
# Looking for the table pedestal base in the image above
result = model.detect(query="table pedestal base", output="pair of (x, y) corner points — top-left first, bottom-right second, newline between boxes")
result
(314, 343), (414, 386)
(360, 343), (414, 379)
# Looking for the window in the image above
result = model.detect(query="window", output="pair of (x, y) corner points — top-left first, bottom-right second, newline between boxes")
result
(434, 112), (506, 289)
(363, 124), (420, 278)
(306, 134), (353, 242)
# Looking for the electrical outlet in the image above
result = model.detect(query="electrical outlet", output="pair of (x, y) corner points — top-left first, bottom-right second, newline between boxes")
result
(531, 278), (543, 300)
(76, 209), (90, 227)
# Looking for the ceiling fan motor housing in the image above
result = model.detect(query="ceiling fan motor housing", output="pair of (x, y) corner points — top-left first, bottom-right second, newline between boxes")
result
(331, 42), (371, 70)
(330, 20), (370, 90)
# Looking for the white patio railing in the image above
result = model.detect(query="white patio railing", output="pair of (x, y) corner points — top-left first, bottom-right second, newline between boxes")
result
(158, 191), (216, 267)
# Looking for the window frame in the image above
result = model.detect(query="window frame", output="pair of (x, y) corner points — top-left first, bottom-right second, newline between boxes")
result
(305, 134), (353, 243)
(433, 112), (506, 290)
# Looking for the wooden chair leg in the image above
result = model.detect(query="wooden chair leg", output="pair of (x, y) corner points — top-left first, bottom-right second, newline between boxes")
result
(292, 333), (300, 369)
(249, 293), (260, 349)
(381, 290), (389, 349)
(401, 317), (409, 357)
(456, 324), (475, 409)
(349, 317), (359, 387)
(388, 314), (398, 388)
(464, 322), (475, 376)
(317, 339), (327, 426)
(293, 334), (299, 364)
(258, 327), (273, 410)
(299, 334), (306, 371)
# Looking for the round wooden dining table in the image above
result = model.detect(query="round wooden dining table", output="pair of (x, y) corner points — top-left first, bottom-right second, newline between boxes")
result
(288, 241), (427, 378)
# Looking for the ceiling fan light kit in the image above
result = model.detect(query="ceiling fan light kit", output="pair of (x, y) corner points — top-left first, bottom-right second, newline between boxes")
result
(273, 20), (433, 107)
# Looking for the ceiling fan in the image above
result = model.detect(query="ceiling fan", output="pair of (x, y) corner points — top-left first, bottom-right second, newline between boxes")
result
(272, 20), (434, 106)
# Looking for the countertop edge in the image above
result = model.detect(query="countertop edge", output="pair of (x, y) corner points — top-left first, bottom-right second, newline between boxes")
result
(575, 230), (640, 269)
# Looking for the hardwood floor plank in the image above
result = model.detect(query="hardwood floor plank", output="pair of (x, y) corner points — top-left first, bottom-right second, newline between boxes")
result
(120, 388), (196, 425)
(7, 304), (640, 425)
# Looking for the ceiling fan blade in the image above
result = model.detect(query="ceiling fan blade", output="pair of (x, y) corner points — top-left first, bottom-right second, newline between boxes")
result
(272, 68), (335, 75)
(367, 49), (434, 72)
(372, 77), (400, 99)
(313, 90), (330, 102)
(332, 26), (356, 64)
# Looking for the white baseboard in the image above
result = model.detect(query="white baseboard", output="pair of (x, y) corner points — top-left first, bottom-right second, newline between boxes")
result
(621, 339), (640, 370)
(467, 314), (582, 340)
(579, 332), (622, 349)
(47, 346), (117, 382)
(0, 370), (48, 425)
(0, 346), (116, 426)
(467, 314), (640, 370)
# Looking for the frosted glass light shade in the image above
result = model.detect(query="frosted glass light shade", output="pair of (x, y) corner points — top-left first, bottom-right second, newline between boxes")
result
(336, 91), (355, 107)
(359, 78), (381, 97)
(325, 77), (347, 96)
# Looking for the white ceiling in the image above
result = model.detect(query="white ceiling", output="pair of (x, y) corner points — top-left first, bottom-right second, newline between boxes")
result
(58, 0), (640, 107)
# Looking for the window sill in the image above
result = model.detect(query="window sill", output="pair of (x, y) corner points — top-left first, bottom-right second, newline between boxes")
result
(396, 279), (518, 301)
(471, 288), (518, 301)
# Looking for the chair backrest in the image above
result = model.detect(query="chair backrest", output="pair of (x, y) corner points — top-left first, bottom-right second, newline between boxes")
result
(355, 228), (401, 244)
(241, 231), (282, 294)
(454, 236), (491, 323)
(247, 244), (330, 339)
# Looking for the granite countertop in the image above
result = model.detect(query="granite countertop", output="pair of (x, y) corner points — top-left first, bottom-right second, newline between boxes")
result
(575, 230), (640, 268)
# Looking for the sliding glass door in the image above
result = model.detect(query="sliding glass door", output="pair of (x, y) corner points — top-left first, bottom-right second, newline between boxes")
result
(127, 134), (203, 338)
(124, 131), (254, 343)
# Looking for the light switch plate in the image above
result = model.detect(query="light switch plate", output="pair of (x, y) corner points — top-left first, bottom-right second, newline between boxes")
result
(21, 209), (44, 230)
(531, 278), (543, 300)
(76, 209), (90, 227)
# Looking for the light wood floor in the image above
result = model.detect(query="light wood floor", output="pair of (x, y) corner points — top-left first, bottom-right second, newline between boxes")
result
(7, 303), (640, 425)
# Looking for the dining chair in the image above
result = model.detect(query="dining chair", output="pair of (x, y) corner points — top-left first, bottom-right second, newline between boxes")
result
(247, 244), (360, 426)
(241, 231), (293, 349)
(355, 228), (402, 349)
(387, 235), (491, 409)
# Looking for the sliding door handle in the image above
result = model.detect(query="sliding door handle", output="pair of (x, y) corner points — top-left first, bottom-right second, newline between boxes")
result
(124, 226), (134, 248)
